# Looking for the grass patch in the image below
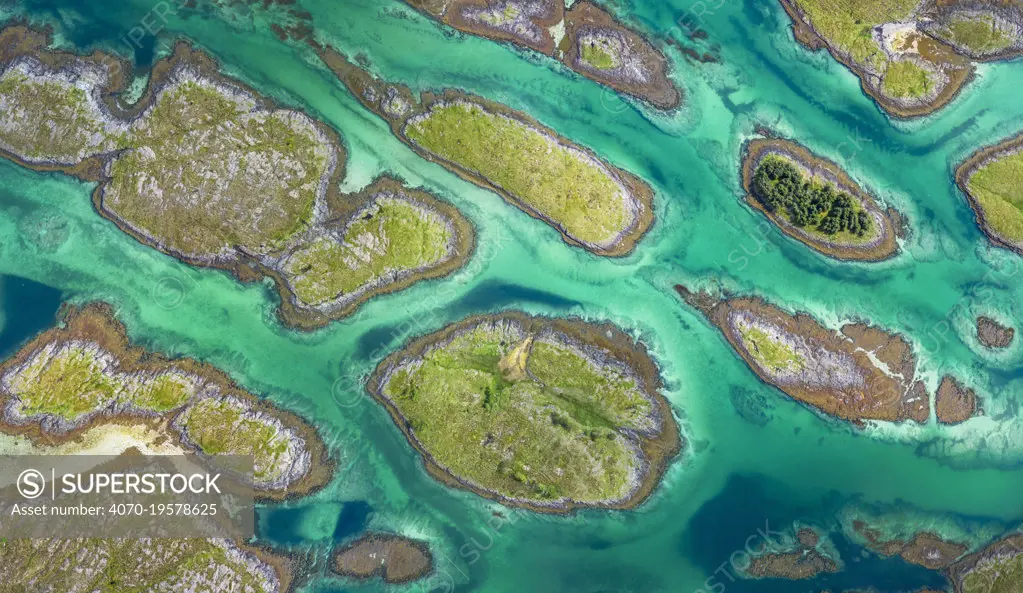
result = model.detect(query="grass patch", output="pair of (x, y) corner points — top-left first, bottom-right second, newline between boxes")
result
(790, 0), (917, 69)
(942, 15), (1014, 54)
(182, 398), (294, 483)
(579, 37), (621, 70)
(738, 324), (806, 373)
(284, 196), (452, 306)
(882, 59), (934, 99)
(967, 149), (1023, 244)
(405, 101), (633, 247)
(381, 322), (656, 504)
(0, 65), (125, 163)
(962, 553), (1023, 593)
(0, 538), (274, 592)
(103, 78), (332, 258)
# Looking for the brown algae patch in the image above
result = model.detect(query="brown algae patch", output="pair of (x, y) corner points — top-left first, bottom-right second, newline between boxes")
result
(741, 136), (901, 261)
(0, 25), (474, 329)
(366, 311), (681, 513)
(0, 303), (332, 499)
(316, 46), (654, 257)
(331, 533), (433, 584)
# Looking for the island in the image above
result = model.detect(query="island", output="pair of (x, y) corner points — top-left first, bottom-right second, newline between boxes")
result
(977, 316), (1015, 349)
(0, 25), (474, 329)
(0, 538), (293, 593)
(399, 0), (680, 110)
(851, 520), (968, 570)
(316, 46), (655, 257)
(935, 375), (980, 425)
(948, 534), (1023, 593)
(0, 303), (332, 498)
(365, 311), (682, 513)
(956, 132), (1023, 256)
(677, 285), (929, 425)
(778, 0), (1023, 117)
(331, 533), (433, 584)
(744, 527), (840, 580)
(741, 136), (901, 261)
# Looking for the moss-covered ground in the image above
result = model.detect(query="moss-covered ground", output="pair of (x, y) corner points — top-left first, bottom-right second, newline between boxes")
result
(881, 59), (933, 99)
(940, 15), (1014, 55)
(104, 77), (332, 258)
(182, 398), (294, 483)
(0, 538), (274, 592)
(0, 63), (125, 163)
(789, 0), (918, 70)
(284, 196), (452, 306)
(4, 343), (195, 420)
(962, 552), (1023, 593)
(579, 36), (621, 70)
(966, 149), (1023, 245)
(404, 100), (633, 247)
(737, 324), (806, 373)
(380, 321), (657, 504)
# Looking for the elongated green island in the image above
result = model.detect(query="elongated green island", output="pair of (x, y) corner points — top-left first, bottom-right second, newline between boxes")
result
(317, 46), (654, 257)
(956, 132), (1023, 255)
(367, 312), (681, 512)
(742, 137), (901, 261)
(0, 25), (474, 329)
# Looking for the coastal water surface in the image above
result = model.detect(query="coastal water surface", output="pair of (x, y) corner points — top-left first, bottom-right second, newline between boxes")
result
(2, 0), (1023, 591)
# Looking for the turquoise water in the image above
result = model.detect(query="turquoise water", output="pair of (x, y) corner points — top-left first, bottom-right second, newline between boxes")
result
(2, 0), (1023, 590)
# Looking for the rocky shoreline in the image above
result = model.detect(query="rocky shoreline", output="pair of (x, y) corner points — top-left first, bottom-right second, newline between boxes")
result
(741, 136), (902, 261)
(954, 131), (1023, 256)
(0, 25), (474, 330)
(316, 45), (655, 257)
(853, 520), (968, 570)
(947, 533), (1023, 593)
(0, 303), (333, 500)
(935, 375), (980, 425)
(366, 311), (682, 514)
(330, 533), (434, 584)
(400, 0), (680, 110)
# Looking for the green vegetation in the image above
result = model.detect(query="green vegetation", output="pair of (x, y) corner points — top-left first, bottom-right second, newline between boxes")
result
(284, 196), (453, 306)
(479, 3), (520, 26)
(942, 15), (1014, 55)
(579, 36), (621, 70)
(404, 101), (634, 247)
(962, 553), (1023, 593)
(7, 345), (122, 419)
(966, 148), (1023, 245)
(882, 59), (934, 99)
(380, 321), (657, 504)
(0, 65), (125, 163)
(752, 155), (873, 239)
(0, 538), (274, 592)
(4, 343), (198, 420)
(790, 0), (918, 70)
(104, 78), (332, 258)
(182, 398), (294, 483)
(737, 324), (806, 373)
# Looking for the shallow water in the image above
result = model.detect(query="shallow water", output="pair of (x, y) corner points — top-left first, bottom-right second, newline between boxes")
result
(1, 0), (1023, 591)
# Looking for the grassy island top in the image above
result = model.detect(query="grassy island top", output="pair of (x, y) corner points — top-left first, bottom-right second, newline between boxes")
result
(779, 0), (1015, 117)
(0, 26), (475, 329)
(742, 137), (899, 261)
(317, 46), (654, 257)
(958, 135), (1023, 254)
(368, 312), (680, 512)
(0, 538), (282, 593)
(405, 101), (634, 249)
(282, 191), (460, 308)
(0, 303), (332, 496)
